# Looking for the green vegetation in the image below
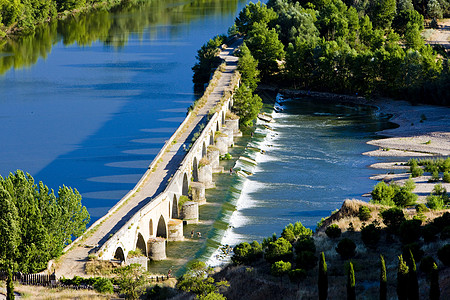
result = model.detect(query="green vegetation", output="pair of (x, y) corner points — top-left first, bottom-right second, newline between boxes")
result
(318, 252), (327, 300)
(380, 255), (387, 300)
(370, 179), (417, 207)
(347, 262), (355, 300)
(325, 224), (341, 238)
(397, 255), (409, 300)
(232, 0), (449, 104)
(0, 170), (90, 299)
(426, 183), (449, 210)
(335, 238), (356, 259)
(358, 205), (371, 221)
(177, 261), (229, 299)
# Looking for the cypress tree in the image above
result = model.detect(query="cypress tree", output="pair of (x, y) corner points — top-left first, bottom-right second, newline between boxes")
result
(397, 255), (409, 300)
(380, 255), (387, 300)
(407, 250), (419, 300)
(347, 262), (356, 300)
(318, 252), (328, 300)
(430, 263), (440, 300)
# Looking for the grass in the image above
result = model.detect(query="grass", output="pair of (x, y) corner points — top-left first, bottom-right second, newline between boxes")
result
(12, 284), (115, 299)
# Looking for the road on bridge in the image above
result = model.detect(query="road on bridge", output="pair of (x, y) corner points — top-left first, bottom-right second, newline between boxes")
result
(55, 38), (242, 278)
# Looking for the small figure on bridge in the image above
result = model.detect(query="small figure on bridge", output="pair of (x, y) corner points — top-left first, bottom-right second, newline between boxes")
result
(191, 230), (194, 238)
(229, 168), (233, 174)
(168, 269), (172, 277)
(197, 232), (202, 238)
(183, 144), (187, 151)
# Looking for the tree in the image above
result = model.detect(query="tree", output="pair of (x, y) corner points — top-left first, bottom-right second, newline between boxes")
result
(358, 206), (371, 221)
(404, 22), (425, 50)
(192, 35), (226, 88)
(237, 43), (260, 91)
(371, 181), (395, 206)
(325, 224), (342, 238)
(380, 255), (387, 300)
(232, 84), (262, 127)
(429, 263), (440, 300)
(347, 262), (356, 300)
(361, 223), (381, 247)
(427, 0), (443, 19)
(318, 252), (328, 300)
(336, 238), (356, 259)
(437, 244), (450, 266)
(246, 22), (284, 78)
(232, 241), (262, 264)
(289, 268), (306, 288)
(177, 261), (228, 298)
(381, 207), (406, 233)
(265, 237), (293, 263)
(235, 1), (277, 34)
(370, 0), (397, 29)
(407, 251), (419, 300)
(271, 260), (291, 283)
(397, 255), (409, 300)
(115, 264), (148, 300)
(0, 186), (19, 300)
(392, 10), (424, 36)
(281, 221), (313, 242)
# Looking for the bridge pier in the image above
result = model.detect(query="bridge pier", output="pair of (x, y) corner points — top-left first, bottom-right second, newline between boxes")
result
(222, 127), (234, 147)
(198, 163), (214, 188)
(148, 237), (166, 260)
(215, 133), (229, 155)
(190, 182), (206, 204)
(207, 146), (221, 173)
(167, 219), (184, 241)
(181, 201), (199, 224)
(225, 119), (240, 136)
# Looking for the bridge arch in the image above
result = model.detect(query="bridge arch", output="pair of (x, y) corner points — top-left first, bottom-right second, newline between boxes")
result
(222, 111), (225, 125)
(114, 247), (125, 261)
(172, 195), (178, 219)
(202, 141), (207, 157)
(136, 233), (147, 256)
(210, 131), (214, 145)
(156, 215), (167, 238)
(216, 121), (219, 132)
(193, 157), (199, 182)
(149, 219), (154, 236)
(182, 173), (189, 196)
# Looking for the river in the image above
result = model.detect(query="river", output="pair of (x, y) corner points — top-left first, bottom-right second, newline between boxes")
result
(0, 0), (393, 274)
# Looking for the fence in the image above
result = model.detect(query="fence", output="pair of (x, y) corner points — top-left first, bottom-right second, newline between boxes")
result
(0, 271), (56, 286)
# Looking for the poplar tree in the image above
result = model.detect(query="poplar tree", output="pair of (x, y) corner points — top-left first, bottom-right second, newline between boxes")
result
(347, 262), (356, 300)
(380, 255), (387, 300)
(397, 255), (409, 300)
(318, 252), (328, 300)
(407, 251), (419, 300)
(430, 263), (440, 300)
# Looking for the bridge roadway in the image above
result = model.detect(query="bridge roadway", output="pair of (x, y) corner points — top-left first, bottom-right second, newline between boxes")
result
(55, 38), (242, 278)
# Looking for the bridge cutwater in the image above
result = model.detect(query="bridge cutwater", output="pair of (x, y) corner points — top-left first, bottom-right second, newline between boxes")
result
(55, 38), (243, 277)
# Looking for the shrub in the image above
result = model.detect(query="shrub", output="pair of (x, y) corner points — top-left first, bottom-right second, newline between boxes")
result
(433, 212), (450, 230)
(371, 181), (395, 206)
(393, 181), (418, 207)
(295, 251), (317, 270)
(437, 244), (450, 266)
(93, 277), (114, 294)
(399, 219), (422, 244)
(427, 195), (445, 210)
(422, 224), (439, 242)
(409, 159), (424, 177)
(361, 224), (381, 247)
(441, 226), (450, 240)
(265, 237), (293, 263)
(402, 243), (424, 262)
(294, 237), (316, 254)
(420, 256), (436, 274)
(429, 170), (440, 182)
(443, 171), (450, 183)
(415, 203), (428, 213)
(232, 241), (263, 264)
(281, 222), (313, 243)
(271, 260), (291, 277)
(288, 269), (306, 285)
(336, 238), (356, 259)
(358, 206), (371, 221)
(325, 224), (341, 238)
(381, 207), (406, 233)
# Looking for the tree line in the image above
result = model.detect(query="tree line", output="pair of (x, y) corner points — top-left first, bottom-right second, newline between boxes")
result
(231, 0), (449, 105)
(0, 170), (90, 299)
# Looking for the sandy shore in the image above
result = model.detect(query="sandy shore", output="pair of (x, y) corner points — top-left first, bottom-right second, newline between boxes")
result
(363, 99), (450, 201)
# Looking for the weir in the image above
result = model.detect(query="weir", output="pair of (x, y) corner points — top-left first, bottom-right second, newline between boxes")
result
(55, 38), (243, 277)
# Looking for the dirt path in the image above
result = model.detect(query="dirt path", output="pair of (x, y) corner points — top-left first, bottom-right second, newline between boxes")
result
(55, 39), (242, 278)
(425, 18), (450, 49)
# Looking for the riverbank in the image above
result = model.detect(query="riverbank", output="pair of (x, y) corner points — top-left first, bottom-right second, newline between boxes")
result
(277, 89), (450, 202)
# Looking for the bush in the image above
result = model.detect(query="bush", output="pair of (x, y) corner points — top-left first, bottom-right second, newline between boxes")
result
(281, 222), (313, 243)
(336, 238), (356, 259)
(371, 181), (395, 206)
(325, 224), (341, 238)
(409, 159), (424, 177)
(437, 244), (450, 266)
(295, 251), (317, 270)
(361, 224), (381, 247)
(265, 237), (293, 263)
(381, 207), (406, 233)
(93, 277), (114, 294)
(443, 171), (450, 183)
(271, 261), (291, 277)
(358, 206), (371, 221)
(422, 224), (439, 242)
(441, 226), (450, 240)
(420, 256), (436, 274)
(415, 203), (429, 213)
(427, 195), (444, 210)
(399, 219), (422, 244)
(433, 212), (450, 230)
(429, 170), (440, 182)
(232, 241), (263, 264)
(294, 237), (316, 254)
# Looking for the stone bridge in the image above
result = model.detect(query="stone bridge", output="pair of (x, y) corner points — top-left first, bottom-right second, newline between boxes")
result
(98, 96), (240, 263)
(54, 38), (244, 277)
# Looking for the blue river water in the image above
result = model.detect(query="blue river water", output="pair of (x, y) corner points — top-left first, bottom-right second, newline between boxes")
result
(0, 0), (394, 270)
